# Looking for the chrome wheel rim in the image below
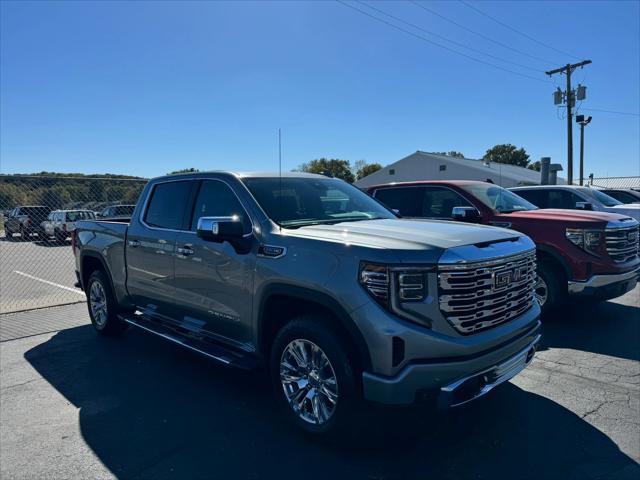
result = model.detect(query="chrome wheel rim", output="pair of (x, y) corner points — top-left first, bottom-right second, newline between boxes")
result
(89, 281), (108, 328)
(535, 275), (548, 307)
(280, 339), (339, 425)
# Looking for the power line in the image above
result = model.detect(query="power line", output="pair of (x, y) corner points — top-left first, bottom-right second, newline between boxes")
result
(580, 108), (640, 117)
(336, 1), (549, 84)
(460, 0), (582, 61)
(358, 1), (541, 72)
(409, 0), (556, 66)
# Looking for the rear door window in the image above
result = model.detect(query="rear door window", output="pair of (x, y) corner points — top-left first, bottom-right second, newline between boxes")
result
(515, 189), (548, 208)
(374, 187), (424, 217)
(144, 181), (193, 230)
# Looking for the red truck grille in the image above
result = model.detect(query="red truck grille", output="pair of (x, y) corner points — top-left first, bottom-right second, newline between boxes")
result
(605, 226), (639, 263)
(438, 250), (537, 335)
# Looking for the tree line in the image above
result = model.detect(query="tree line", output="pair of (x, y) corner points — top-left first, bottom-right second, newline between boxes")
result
(0, 143), (538, 209)
(0, 173), (147, 211)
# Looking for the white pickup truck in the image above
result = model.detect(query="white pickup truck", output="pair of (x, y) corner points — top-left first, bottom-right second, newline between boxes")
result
(41, 209), (96, 242)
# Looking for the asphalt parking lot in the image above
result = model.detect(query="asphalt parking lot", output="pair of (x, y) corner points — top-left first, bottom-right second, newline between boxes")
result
(0, 234), (83, 313)
(0, 286), (638, 479)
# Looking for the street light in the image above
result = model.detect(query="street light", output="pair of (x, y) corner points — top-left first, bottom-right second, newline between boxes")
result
(576, 114), (592, 186)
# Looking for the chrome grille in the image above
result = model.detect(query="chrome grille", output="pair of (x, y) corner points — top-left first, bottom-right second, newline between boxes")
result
(605, 226), (639, 263)
(438, 250), (536, 335)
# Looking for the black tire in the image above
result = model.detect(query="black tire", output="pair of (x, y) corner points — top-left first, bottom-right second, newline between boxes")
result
(6, 230), (13, 240)
(270, 314), (361, 436)
(536, 260), (566, 317)
(19, 226), (28, 241)
(86, 270), (128, 335)
(54, 230), (66, 243)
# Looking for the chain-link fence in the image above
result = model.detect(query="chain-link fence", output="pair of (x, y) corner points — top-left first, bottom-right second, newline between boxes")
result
(0, 175), (148, 313)
(586, 176), (640, 190)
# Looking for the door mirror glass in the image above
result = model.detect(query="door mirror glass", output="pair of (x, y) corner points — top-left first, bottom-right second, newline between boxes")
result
(196, 216), (246, 242)
(451, 206), (481, 222)
(575, 201), (593, 211)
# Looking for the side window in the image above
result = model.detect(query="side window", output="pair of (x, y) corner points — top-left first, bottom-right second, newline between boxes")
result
(422, 187), (472, 218)
(547, 190), (577, 209)
(144, 181), (193, 230)
(516, 189), (546, 208)
(374, 187), (423, 217)
(190, 180), (250, 231)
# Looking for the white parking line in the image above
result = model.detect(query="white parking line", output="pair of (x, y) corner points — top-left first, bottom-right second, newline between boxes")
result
(13, 271), (85, 295)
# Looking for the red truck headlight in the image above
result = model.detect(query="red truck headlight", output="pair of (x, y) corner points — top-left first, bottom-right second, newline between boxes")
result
(566, 228), (603, 254)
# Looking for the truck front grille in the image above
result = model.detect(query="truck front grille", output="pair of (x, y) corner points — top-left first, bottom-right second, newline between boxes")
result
(438, 250), (537, 335)
(605, 226), (639, 263)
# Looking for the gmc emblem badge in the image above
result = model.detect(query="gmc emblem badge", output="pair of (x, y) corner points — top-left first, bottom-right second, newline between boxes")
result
(493, 267), (526, 289)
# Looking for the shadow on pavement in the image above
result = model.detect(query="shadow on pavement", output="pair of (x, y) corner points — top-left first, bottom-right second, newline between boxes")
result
(25, 324), (638, 480)
(540, 300), (639, 362)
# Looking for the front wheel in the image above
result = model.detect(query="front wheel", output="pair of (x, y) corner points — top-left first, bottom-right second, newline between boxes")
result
(86, 270), (127, 335)
(535, 260), (565, 317)
(270, 315), (360, 436)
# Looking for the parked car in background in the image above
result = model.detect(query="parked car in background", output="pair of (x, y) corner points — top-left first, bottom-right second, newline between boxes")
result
(73, 172), (541, 435)
(4, 206), (51, 240)
(511, 185), (640, 222)
(41, 209), (96, 242)
(368, 181), (640, 315)
(98, 204), (135, 219)
(602, 189), (640, 204)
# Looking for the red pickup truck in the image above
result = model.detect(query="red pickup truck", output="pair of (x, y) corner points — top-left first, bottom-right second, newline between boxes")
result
(367, 180), (640, 314)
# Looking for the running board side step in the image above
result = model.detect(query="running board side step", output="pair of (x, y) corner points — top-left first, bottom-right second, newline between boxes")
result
(119, 313), (259, 370)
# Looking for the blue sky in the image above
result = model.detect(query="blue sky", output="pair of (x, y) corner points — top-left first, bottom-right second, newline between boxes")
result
(1, 0), (638, 178)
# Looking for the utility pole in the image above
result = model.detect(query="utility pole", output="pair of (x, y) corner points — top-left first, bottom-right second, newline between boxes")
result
(576, 115), (592, 186)
(546, 60), (592, 185)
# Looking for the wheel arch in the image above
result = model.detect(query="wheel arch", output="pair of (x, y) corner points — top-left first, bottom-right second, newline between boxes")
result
(257, 284), (372, 372)
(536, 245), (571, 281)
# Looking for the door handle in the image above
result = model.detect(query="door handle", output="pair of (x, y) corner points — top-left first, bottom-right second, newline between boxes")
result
(128, 240), (141, 248)
(177, 246), (194, 256)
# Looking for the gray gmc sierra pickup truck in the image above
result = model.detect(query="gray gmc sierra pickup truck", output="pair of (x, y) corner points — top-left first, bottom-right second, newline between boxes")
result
(73, 171), (541, 435)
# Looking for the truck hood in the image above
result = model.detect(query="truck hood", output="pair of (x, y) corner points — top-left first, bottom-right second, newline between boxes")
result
(605, 204), (640, 221)
(287, 218), (520, 250)
(502, 208), (634, 224)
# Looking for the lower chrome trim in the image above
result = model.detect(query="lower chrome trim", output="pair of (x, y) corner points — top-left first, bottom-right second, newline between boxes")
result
(122, 317), (231, 365)
(441, 334), (541, 407)
(567, 267), (640, 294)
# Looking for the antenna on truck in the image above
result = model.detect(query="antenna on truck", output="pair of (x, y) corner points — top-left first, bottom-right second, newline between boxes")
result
(278, 128), (282, 233)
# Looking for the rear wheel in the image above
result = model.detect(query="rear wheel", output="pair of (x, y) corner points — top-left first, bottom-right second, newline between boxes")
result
(270, 315), (360, 436)
(5, 229), (13, 240)
(86, 270), (127, 335)
(536, 260), (565, 316)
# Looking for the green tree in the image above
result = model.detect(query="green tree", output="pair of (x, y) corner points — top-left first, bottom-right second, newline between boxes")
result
(0, 183), (27, 209)
(428, 151), (465, 158)
(528, 161), (542, 172)
(355, 162), (382, 180)
(297, 158), (355, 183)
(482, 144), (530, 168)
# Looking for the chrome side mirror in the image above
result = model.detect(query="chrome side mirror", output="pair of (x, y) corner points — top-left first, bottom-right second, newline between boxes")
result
(575, 201), (593, 211)
(196, 216), (245, 241)
(451, 206), (481, 222)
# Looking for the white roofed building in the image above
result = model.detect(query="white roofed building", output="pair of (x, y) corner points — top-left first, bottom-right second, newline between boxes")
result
(354, 151), (564, 189)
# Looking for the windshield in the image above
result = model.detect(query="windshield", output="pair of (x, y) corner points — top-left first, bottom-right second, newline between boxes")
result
(585, 188), (623, 207)
(461, 183), (537, 213)
(242, 177), (395, 228)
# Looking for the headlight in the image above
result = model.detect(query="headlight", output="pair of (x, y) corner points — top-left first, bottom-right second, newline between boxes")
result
(359, 262), (428, 308)
(566, 228), (603, 254)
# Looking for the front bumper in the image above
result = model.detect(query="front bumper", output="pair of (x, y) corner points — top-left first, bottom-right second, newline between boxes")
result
(568, 266), (639, 299)
(362, 323), (541, 405)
